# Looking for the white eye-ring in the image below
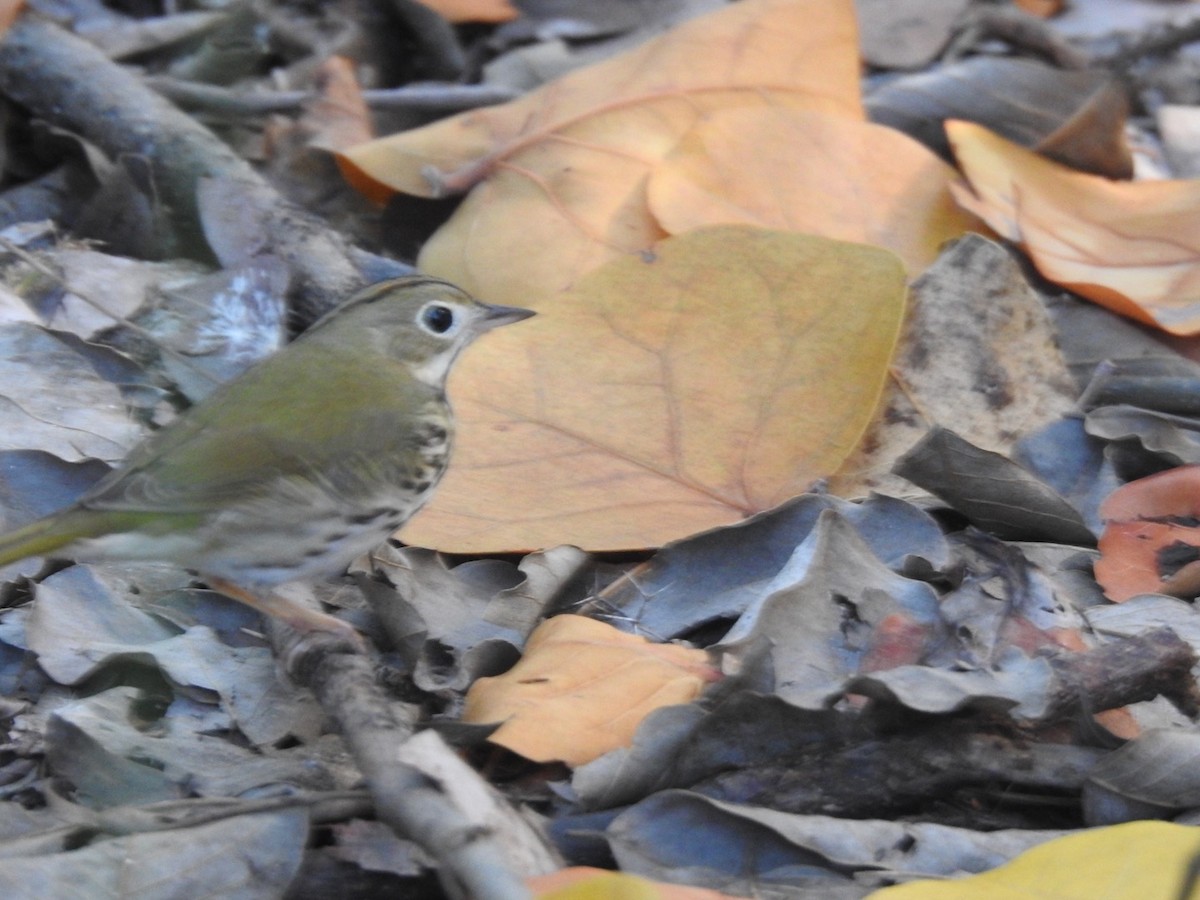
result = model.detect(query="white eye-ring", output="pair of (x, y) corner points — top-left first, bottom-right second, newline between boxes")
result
(419, 302), (461, 337)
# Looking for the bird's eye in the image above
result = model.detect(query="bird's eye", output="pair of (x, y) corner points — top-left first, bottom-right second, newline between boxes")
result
(421, 304), (456, 334)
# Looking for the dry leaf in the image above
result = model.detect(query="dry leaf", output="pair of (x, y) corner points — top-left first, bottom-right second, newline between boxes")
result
(829, 235), (1076, 497)
(1013, 0), (1064, 16)
(867, 58), (1130, 179)
(869, 821), (1200, 900)
(1095, 465), (1200, 602)
(462, 615), (718, 767)
(529, 867), (737, 899)
(414, 0), (517, 24)
(947, 120), (1200, 335)
(0, 1), (22, 37)
(339, 0), (862, 305)
(1034, 78), (1131, 180)
(304, 56), (373, 153)
(649, 106), (981, 274)
(401, 227), (907, 552)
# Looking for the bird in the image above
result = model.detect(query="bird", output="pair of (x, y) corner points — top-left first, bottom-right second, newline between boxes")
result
(0, 274), (533, 641)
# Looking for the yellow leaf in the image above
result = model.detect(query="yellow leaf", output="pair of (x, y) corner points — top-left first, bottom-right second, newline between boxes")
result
(462, 615), (718, 766)
(529, 867), (737, 899)
(650, 107), (983, 275)
(947, 119), (1200, 335)
(401, 227), (907, 552)
(868, 821), (1200, 900)
(338, 0), (862, 304)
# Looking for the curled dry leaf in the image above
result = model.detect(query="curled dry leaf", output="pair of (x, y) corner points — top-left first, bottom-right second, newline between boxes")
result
(303, 56), (373, 154)
(867, 58), (1131, 179)
(462, 615), (718, 767)
(947, 120), (1200, 335)
(1095, 465), (1200, 602)
(401, 227), (907, 552)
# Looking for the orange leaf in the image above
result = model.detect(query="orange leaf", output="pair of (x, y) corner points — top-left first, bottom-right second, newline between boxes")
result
(1095, 465), (1200, 601)
(0, 2), (21, 37)
(414, 0), (517, 24)
(401, 227), (907, 552)
(1013, 0), (1063, 16)
(946, 120), (1200, 335)
(463, 616), (718, 767)
(650, 106), (983, 274)
(338, 0), (862, 304)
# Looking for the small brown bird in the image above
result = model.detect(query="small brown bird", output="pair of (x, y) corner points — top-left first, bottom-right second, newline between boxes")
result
(0, 275), (533, 638)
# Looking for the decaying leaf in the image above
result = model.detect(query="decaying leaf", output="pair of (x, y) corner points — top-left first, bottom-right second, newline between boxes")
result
(462, 615), (718, 766)
(608, 791), (1067, 893)
(717, 509), (942, 710)
(830, 234), (1077, 497)
(402, 227), (906, 552)
(894, 426), (1095, 544)
(586, 492), (949, 641)
(1084, 729), (1200, 822)
(1095, 465), (1200, 602)
(0, 324), (146, 464)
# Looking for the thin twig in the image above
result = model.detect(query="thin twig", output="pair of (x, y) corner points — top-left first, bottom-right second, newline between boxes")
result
(944, 6), (1089, 69)
(1092, 13), (1200, 68)
(146, 76), (518, 117)
(277, 628), (554, 899)
(0, 16), (405, 321)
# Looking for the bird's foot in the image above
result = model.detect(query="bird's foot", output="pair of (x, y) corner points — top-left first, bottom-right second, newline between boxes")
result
(205, 576), (366, 652)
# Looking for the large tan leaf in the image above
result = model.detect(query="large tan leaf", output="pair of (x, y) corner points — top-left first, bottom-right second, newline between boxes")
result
(649, 106), (982, 273)
(401, 226), (907, 552)
(338, 0), (862, 305)
(462, 615), (717, 767)
(947, 119), (1200, 335)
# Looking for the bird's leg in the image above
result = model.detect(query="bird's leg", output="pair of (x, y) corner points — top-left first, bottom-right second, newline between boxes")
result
(205, 576), (365, 650)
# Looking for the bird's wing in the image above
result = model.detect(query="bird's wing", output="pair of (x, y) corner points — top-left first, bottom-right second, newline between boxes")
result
(81, 350), (423, 514)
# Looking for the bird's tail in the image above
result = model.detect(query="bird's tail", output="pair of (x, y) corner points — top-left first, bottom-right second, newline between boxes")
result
(0, 513), (79, 567)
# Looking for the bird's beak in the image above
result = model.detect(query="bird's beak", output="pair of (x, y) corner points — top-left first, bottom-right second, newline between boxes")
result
(481, 303), (536, 329)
